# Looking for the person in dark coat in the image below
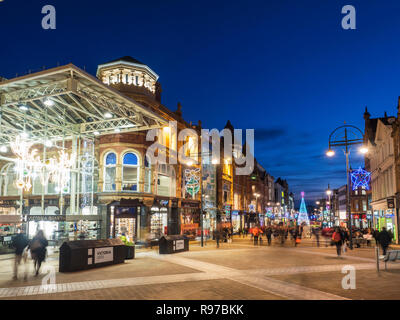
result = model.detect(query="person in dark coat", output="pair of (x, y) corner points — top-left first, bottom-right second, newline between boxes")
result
(11, 230), (29, 280)
(266, 226), (272, 246)
(29, 230), (48, 276)
(377, 227), (392, 256)
(372, 228), (379, 245)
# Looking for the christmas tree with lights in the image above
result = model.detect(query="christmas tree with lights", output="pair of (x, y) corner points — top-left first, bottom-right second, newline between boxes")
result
(297, 191), (310, 225)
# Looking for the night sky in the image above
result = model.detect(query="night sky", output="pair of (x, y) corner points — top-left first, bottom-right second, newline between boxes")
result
(1, 0), (400, 206)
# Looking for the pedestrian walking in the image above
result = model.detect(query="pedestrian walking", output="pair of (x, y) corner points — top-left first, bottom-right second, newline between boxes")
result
(377, 227), (392, 256)
(252, 227), (259, 246)
(332, 227), (343, 257)
(258, 227), (263, 246)
(29, 230), (48, 276)
(11, 230), (29, 280)
(266, 226), (272, 246)
(228, 228), (233, 244)
(312, 226), (321, 247)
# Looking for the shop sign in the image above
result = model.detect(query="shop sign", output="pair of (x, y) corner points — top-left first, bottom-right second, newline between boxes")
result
(94, 247), (113, 264)
(174, 240), (184, 250)
(29, 199), (58, 206)
(0, 200), (18, 206)
(26, 215), (66, 222)
(159, 200), (169, 207)
(248, 204), (256, 213)
(181, 201), (200, 208)
(387, 198), (395, 209)
(115, 207), (136, 217)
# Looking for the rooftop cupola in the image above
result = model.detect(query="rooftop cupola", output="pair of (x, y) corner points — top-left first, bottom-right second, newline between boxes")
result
(96, 56), (159, 97)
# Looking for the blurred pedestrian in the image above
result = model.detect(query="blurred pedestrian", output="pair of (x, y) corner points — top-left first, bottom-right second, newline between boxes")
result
(266, 226), (272, 246)
(252, 227), (259, 246)
(332, 227), (343, 257)
(29, 230), (48, 276)
(11, 230), (29, 280)
(377, 227), (392, 256)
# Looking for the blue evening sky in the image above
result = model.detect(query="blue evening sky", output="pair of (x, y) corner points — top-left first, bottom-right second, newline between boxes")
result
(1, 0), (400, 206)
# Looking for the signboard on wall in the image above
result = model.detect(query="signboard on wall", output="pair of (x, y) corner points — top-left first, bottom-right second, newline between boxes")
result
(94, 247), (113, 264)
(26, 215), (66, 222)
(387, 198), (395, 209)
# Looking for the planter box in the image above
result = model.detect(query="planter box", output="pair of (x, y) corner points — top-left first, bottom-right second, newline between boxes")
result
(126, 245), (135, 259)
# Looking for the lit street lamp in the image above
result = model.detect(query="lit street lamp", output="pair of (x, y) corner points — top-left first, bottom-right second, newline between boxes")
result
(326, 184), (332, 227)
(326, 124), (368, 250)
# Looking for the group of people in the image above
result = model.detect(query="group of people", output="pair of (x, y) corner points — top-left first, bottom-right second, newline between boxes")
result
(238, 223), (306, 246)
(326, 226), (394, 256)
(11, 229), (48, 280)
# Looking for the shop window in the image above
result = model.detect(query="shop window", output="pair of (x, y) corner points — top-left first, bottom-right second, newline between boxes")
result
(157, 164), (176, 197)
(362, 200), (367, 211)
(122, 152), (139, 191)
(144, 156), (152, 193)
(103, 152), (116, 191)
(45, 206), (59, 215)
(30, 207), (42, 215)
(223, 159), (232, 176)
(82, 206), (98, 215)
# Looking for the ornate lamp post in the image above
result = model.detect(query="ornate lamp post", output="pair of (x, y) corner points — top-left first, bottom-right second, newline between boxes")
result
(326, 124), (368, 249)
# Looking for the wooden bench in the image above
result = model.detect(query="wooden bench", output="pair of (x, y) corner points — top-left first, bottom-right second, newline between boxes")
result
(381, 250), (400, 270)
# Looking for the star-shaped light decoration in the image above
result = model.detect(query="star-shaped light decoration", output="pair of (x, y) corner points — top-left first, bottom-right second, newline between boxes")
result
(350, 167), (371, 191)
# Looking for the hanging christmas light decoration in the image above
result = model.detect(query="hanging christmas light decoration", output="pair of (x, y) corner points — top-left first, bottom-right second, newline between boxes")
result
(184, 168), (200, 197)
(350, 167), (371, 191)
(9, 136), (74, 193)
(10, 136), (42, 191)
(47, 150), (74, 193)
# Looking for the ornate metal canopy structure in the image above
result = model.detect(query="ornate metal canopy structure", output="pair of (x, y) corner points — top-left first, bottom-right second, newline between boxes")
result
(0, 64), (167, 144)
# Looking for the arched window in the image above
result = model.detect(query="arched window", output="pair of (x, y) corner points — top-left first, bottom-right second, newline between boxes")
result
(103, 152), (116, 191)
(122, 152), (139, 191)
(144, 155), (152, 193)
(0, 163), (19, 196)
(157, 164), (176, 197)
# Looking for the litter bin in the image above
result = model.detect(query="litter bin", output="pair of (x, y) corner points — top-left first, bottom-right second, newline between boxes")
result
(59, 238), (127, 272)
(159, 235), (189, 254)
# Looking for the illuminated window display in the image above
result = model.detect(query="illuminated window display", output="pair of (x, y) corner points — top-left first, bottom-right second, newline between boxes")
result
(113, 206), (138, 242)
(150, 206), (168, 240)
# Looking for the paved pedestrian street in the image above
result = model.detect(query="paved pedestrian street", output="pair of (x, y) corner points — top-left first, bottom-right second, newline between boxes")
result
(0, 237), (399, 300)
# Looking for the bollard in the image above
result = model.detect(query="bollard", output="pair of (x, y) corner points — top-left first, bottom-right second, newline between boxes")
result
(376, 246), (380, 272)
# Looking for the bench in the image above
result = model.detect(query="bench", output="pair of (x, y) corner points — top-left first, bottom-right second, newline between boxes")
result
(353, 238), (373, 248)
(381, 250), (400, 270)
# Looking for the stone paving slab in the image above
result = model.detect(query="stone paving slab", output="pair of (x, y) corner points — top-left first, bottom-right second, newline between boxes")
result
(0, 243), (397, 300)
(270, 268), (400, 300)
(177, 245), (373, 271)
(2, 278), (284, 300)
(0, 256), (200, 288)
